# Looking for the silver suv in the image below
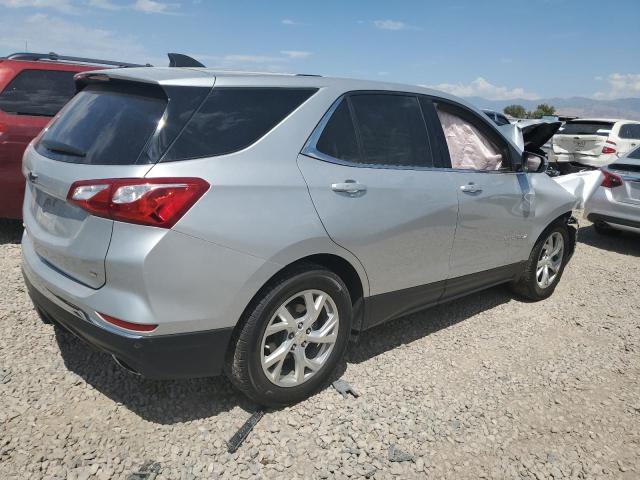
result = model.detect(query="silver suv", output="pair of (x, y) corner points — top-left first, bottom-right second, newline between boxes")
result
(21, 68), (577, 406)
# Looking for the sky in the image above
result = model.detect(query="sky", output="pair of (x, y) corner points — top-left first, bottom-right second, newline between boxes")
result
(0, 0), (639, 101)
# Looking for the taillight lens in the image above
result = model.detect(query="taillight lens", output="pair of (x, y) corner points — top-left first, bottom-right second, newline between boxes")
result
(602, 140), (617, 155)
(99, 313), (158, 332)
(600, 169), (623, 188)
(67, 178), (209, 228)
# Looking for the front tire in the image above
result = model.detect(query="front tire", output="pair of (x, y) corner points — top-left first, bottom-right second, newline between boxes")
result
(226, 265), (352, 407)
(510, 223), (570, 301)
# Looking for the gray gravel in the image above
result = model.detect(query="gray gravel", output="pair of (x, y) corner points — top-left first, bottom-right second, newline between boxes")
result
(1, 217), (639, 479)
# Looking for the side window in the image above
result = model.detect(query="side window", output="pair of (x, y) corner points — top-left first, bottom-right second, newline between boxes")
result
(163, 88), (316, 161)
(619, 124), (640, 140)
(435, 102), (506, 171)
(0, 69), (77, 117)
(349, 94), (433, 168)
(316, 99), (360, 162)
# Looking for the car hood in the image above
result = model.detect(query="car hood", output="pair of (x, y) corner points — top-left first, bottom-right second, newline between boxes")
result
(519, 120), (562, 150)
(498, 120), (562, 152)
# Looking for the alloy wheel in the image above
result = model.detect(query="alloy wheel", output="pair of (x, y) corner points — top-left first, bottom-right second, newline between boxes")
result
(536, 232), (564, 289)
(260, 289), (339, 387)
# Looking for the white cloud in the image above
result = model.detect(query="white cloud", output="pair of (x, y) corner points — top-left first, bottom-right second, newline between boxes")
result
(280, 50), (311, 59)
(373, 19), (412, 31)
(132, 0), (179, 14)
(87, 0), (122, 10)
(281, 18), (300, 25)
(424, 77), (539, 100)
(593, 73), (640, 99)
(0, 0), (78, 14)
(0, 13), (154, 64)
(0, 0), (181, 14)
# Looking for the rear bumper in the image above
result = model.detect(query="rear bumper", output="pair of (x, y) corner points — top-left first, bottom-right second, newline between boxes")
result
(584, 187), (640, 233)
(586, 213), (640, 232)
(24, 270), (234, 379)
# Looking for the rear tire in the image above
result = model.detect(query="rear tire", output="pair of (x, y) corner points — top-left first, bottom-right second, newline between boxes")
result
(226, 264), (352, 407)
(510, 223), (570, 301)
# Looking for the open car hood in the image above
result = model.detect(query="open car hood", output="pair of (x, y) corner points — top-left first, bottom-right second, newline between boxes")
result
(519, 120), (562, 150)
(498, 120), (562, 152)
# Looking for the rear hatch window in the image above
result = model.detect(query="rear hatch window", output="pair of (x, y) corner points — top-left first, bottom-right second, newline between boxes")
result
(36, 82), (167, 165)
(556, 121), (614, 136)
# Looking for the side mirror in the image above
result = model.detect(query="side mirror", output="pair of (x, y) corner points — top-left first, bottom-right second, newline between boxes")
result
(523, 152), (547, 173)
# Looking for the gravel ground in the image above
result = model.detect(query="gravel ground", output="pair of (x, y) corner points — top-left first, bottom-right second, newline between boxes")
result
(1, 217), (639, 479)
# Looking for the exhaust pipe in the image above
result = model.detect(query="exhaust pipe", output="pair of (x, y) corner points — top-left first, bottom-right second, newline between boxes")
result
(112, 355), (141, 376)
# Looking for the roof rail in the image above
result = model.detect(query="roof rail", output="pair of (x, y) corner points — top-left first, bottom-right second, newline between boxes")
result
(167, 53), (205, 68)
(3, 52), (150, 68)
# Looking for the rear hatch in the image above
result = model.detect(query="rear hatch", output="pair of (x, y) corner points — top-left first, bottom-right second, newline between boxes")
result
(553, 120), (614, 159)
(607, 149), (640, 206)
(23, 71), (213, 288)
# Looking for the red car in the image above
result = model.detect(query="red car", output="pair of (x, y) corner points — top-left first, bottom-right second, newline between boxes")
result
(0, 52), (145, 219)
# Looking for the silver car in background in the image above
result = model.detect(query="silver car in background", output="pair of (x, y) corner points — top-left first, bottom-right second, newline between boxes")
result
(21, 68), (577, 406)
(584, 146), (640, 235)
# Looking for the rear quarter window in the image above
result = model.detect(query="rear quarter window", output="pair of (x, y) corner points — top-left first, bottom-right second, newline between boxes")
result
(0, 69), (77, 116)
(162, 88), (317, 161)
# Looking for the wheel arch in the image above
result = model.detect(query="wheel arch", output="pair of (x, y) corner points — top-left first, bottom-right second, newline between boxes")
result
(532, 210), (577, 260)
(225, 252), (368, 366)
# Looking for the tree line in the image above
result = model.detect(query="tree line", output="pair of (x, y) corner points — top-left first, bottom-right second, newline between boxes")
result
(503, 104), (556, 119)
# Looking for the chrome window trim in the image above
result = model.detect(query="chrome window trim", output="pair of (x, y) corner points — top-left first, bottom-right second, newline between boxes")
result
(302, 93), (441, 172)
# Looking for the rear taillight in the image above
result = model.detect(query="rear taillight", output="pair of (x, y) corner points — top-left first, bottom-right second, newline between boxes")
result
(99, 313), (158, 332)
(602, 139), (617, 155)
(600, 169), (623, 188)
(67, 178), (209, 228)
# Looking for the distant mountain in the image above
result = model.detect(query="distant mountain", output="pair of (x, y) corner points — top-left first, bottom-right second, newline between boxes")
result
(466, 96), (640, 120)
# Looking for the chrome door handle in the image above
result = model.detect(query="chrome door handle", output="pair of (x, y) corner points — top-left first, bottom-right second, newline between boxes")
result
(460, 184), (482, 193)
(331, 181), (367, 194)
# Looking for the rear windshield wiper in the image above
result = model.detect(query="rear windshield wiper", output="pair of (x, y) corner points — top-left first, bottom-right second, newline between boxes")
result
(40, 139), (86, 157)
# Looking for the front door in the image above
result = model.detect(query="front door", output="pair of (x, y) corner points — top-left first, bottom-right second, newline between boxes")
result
(427, 98), (531, 279)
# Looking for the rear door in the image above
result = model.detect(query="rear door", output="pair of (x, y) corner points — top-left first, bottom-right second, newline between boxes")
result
(428, 99), (532, 279)
(616, 123), (640, 156)
(22, 80), (174, 288)
(0, 68), (77, 218)
(298, 93), (459, 322)
(553, 120), (614, 161)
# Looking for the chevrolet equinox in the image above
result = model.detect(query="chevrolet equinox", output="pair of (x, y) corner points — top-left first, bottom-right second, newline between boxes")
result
(21, 68), (577, 406)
